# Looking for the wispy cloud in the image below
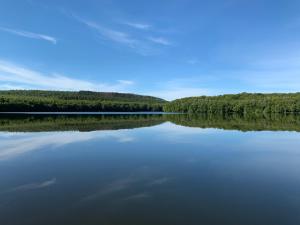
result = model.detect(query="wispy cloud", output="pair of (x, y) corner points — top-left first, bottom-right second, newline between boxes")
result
(0, 60), (134, 92)
(117, 80), (135, 85)
(123, 22), (151, 30)
(9, 178), (57, 192)
(0, 130), (135, 160)
(0, 27), (57, 44)
(81, 20), (137, 46)
(81, 177), (135, 201)
(81, 167), (168, 203)
(65, 12), (170, 55)
(121, 192), (150, 201)
(148, 36), (172, 46)
(147, 177), (171, 186)
(73, 17), (157, 55)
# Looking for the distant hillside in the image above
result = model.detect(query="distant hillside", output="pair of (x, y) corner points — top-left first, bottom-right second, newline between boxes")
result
(0, 90), (166, 112)
(4, 91), (300, 114)
(164, 93), (300, 114)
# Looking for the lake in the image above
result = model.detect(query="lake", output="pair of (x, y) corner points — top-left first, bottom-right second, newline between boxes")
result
(0, 113), (300, 225)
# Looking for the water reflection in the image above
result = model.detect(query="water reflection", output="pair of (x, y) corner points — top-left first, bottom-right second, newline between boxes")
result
(0, 130), (136, 160)
(0, 114), (300, 225)
(6, 178), (57, 193)
(0, 114), (166, 132)
(168, 113), (300, 132)
(0, 113), (300, 132)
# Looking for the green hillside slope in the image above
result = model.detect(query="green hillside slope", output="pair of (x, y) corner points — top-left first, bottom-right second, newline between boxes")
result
(164, 93), (300, 114)
(0, 90), (166, 112)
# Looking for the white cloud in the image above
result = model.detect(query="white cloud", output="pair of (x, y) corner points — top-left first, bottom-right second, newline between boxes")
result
(121, 192), (150, 201)
(81, 177), (136, 201)
(75, 18), (159, 55)
(81, 169), (170, 203)
(82, 20), (137, 45)
(0, 60), (134, 92)
(117, 136), (135, 143)
(9, 178), (57, 192)
(0, 130), (135, 160)
(0, 27), (57, 44)
(147, 177), (171, 186)
(65, 12), (173, 55)
(117, 80), (135, 85)
(148, 36), (172, 46)
(0, 83), (29, 90)
(123, 22), (151, 30)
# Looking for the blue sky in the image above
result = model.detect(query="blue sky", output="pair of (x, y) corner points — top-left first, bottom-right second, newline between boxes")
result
(0, 0), (299, 100)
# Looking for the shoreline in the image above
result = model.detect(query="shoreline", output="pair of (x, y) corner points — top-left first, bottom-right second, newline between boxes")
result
(0, 111), (180, 115)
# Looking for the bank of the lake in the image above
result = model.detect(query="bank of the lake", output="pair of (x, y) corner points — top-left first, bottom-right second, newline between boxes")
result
(1, 91), (300, 115)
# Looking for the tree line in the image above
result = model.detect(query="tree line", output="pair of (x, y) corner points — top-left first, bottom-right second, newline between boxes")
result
(2, 91), (300, 114)
(0, 90), (165, 112)
(163, 93), (300, 114)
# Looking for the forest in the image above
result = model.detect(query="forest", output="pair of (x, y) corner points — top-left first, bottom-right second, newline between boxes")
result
(163, 93), (300, 114)
(1, 91), (300, 114)
(0, 90), (165, 112)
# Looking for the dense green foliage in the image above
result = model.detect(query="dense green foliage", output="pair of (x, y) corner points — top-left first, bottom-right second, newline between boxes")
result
(0, 90), (166, 112)
(2, 91), (300, 114)
(164, 93), (300, 114)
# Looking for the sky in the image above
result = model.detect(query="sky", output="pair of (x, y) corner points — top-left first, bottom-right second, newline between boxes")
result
(0, 0), (300, 100)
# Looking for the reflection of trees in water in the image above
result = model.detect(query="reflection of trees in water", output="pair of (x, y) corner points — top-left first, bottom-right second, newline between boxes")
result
(0, 114), (166, 132)
(167, 113), (300, 132)
(1, 113), (300, 132)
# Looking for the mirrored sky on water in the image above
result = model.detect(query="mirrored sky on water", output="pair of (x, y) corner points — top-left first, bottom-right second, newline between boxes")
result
(0, 120), (300, 225)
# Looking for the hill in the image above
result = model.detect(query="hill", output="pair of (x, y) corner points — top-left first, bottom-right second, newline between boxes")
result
(163, 93), (300, 114)
(0, 90), (166, 112)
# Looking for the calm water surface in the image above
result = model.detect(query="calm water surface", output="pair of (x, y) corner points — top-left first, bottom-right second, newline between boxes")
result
(0, 114), (300, 225)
